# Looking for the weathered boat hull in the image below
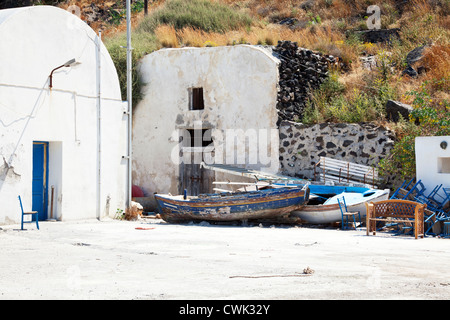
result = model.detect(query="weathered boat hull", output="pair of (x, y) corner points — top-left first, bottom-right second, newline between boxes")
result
(290, 188), (390, 224)
(155, 186), (309, 223)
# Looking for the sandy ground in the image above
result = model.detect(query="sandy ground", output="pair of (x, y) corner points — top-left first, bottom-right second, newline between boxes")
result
(0, 217), (449, 300)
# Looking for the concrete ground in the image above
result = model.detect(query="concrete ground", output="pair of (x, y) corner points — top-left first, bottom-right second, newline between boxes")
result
(0, 217), (449, 300)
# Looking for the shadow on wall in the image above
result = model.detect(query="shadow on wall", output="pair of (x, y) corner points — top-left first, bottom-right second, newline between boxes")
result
(0, 80), (48, 194)
(0, 157), (21, 191)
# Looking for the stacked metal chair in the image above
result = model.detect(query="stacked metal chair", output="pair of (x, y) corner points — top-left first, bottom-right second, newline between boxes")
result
(391, 180), (450, 236)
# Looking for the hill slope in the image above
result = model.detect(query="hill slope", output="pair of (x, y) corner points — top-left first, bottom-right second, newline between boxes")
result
(2, 0), (449, 182)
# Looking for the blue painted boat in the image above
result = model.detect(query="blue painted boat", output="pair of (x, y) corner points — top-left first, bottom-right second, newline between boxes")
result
(290, 185), (390, 224)
(154, 185), (310, 223)
(198, 162), (390, 224)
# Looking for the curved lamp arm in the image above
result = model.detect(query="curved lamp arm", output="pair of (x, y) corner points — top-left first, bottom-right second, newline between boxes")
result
(49, 58), (80, 89)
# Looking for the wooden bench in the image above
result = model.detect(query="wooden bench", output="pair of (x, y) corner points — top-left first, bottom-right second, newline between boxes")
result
(365, 199), (426, 239)
(314, 156), (378, 188)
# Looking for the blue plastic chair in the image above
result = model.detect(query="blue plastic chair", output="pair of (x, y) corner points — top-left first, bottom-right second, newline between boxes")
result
(407, 180), (427, 199)
(439, 188), (450, 213)
(415, 184), (448, 211)
(442, 221), (450, 238)
(390, 179), (414, 199)
(18, 196), (39, 230)
(424, 209), (450, 236)
(390, 179), (426, 201)
(337, 196), (361, 230)
(424, 209), (438, 236)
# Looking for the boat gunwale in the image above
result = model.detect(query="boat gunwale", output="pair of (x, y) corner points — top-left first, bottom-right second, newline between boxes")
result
(155, 187), (308, 208)
(290, 188), (390, 224)
(293, 189), (389, 213)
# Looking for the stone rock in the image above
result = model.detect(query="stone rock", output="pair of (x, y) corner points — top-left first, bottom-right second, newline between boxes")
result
(300, 0), (315, 11)
(278, 17), (299, 26)
(406, 45), (428, 66)
(402, 65), (418, 78)
(385, 100), (413, 122)
(360, 55), (377, 70)
(354, 28), (400, 44)
(402, 45), (431, 77)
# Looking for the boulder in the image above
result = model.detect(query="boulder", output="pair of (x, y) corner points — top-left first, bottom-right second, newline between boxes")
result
(385, 100), (413, 122)
(300, 0), (315, 11)
(406, 45), (428, 66)
(402, 65), (418, 78)
(354, 28), (400, 44)
(402, 44), (432, 77)
(360, 55), (377, 70)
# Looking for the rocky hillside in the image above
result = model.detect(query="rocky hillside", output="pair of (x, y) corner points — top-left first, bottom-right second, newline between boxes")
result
(2, 0), (449, 182)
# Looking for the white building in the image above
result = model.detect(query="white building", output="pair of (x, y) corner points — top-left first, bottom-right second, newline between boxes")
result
(415, 136), (450, 198)
(133, 46), (280, 208)
(0, 6), (128, 224)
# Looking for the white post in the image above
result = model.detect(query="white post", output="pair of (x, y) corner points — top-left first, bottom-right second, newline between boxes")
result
(97, 30), (102, 220)
(126, 0), (133, 208)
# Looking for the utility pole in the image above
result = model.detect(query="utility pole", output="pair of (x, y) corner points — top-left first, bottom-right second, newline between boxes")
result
(126, 0), (133, 208)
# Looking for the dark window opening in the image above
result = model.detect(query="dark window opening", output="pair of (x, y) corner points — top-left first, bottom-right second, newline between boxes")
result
(185, 129), (212, 148)
(190, 87), (204, 110)
(438, 157), (450, 173)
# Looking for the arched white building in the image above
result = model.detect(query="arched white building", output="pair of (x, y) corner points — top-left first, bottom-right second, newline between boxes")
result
(0, 6), (128, 224)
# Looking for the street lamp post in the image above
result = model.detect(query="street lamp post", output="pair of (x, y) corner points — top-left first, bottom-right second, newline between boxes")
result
(126, 0), (133, 208)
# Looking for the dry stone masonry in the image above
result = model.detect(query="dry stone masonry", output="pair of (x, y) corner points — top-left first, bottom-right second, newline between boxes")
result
(271, 41), (397, 186)
(273, 41), (338, 123)
(278, 121), (395, 181)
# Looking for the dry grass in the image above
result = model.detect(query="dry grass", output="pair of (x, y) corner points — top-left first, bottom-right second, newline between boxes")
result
(177, 27), (228, 46)
(406, 0), (432, 16)
(420, 44), (450, 93)
(98, 0), (449, 121)
(438, 14), (450, 29)
(155, 24), (179, 47)
(338, 64), (369, 96)
(156, 21), (349, 53)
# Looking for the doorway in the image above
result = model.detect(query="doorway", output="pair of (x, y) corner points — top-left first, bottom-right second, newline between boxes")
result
(179, 129), (215, 196)
(32, 141), (49, 221)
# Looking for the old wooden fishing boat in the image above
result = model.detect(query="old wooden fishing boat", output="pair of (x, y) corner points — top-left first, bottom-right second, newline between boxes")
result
(233, 184), (390, 224)
(154, 185), (310, 223)
(290, 185), (390, 224)
(197, 162), (389, 224)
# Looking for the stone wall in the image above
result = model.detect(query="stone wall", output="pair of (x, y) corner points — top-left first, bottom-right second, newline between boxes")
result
(278, 121), (395, 181)
(272, 41), (337, 123)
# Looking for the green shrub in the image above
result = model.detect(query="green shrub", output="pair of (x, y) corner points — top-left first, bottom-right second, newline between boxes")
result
(408, 86), (450, 136)
(137, 0), (253, 34)
(302, 71), (389, 124)
(379, 84), (450, 181)
(302, 71), (344, 123)
(378, 118), (420, 181)
(326, 89), (385, 123)
(104, 32), (159, 107)
(104, 0), (253, 107)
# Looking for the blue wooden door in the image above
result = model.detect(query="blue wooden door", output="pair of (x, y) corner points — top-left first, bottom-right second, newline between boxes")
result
(32, 142), (48, 221)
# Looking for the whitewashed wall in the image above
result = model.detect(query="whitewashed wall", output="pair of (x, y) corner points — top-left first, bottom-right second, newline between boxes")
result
(415, 136), (450, 199)
(0, 6), (127, 224)
(133, 46), (280, 200)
